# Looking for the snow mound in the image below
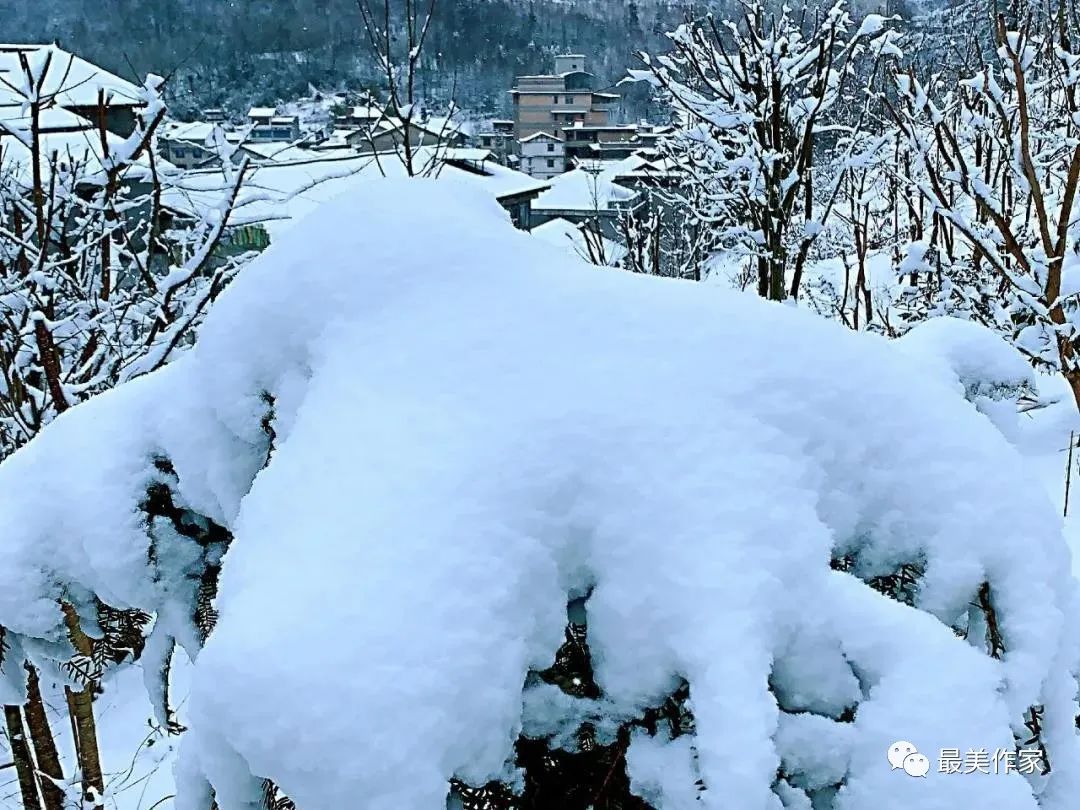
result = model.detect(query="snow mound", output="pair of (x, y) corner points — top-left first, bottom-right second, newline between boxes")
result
(0, 181), (1077, 810)
(897, 316), (1035, 402)
(897, 317), (1037, 440)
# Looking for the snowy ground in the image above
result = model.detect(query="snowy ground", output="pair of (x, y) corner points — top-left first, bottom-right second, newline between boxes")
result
(1015, 377), (1080, 578)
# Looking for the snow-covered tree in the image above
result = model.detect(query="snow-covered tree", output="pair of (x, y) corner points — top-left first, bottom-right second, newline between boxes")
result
(0, 50), (255, 457)
(0, 182), (1077, 810)
(0, 47), (256, 809)
(355, 0), (460, 178)
(888, 10), (1080, 409)
(633, 0), (903, 299)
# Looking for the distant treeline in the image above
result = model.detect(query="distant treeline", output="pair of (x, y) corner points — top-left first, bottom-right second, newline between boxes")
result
(2, 0), (931, 120)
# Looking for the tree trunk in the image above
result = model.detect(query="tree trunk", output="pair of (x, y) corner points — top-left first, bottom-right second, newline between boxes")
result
(64, 686), (104, 807)
(61, 603), (105, 808)
(24, 665), (66, 810)
(4, 705), (42, 810)
(768, 236), (787, 302)
(1064, 368), (1080, 415)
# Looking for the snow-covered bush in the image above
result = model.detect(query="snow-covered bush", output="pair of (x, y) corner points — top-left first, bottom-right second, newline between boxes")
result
(0, 181), (1077, 809)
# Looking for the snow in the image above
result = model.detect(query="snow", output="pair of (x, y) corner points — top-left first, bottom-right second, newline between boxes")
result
(235, 140), (309, 162)
(531, 216), (627, 265)
(161, 149), (548, 237)
(0, 44), (143, 107)
(533, 158), (640, 212)
(897, 317), (1036, 400)
(159, 120), (220, 145)
(897, 318), (1037, 442)
(0, 108), (169, 185)
(0, 181), (1078, 809)
(626, 730), (701, 809)
(0, 95), (96, 132)
(0, 633), (190, 809)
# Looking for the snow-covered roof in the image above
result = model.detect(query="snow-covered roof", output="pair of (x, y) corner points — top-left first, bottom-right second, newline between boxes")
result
(442, 148), (494, 163)
(270, 116), (298, 125)
(511, 89), (572, 95)
(238, 141), (311, 162)
(159, 120), (218, 145)
(567, 124), (638, 132)
(0, 100), (94, 133)
(248, 106), (276, 118)
(0, 115), (171, 186)
(350, 105), (383, 119)
(418, 115), (467, 138)
(162, 148), (548, 236)
(533, 158), (641, 212)
(520, 132), (564, 143)
(0, 44), (142, 107)
(359, 115), (465, 142)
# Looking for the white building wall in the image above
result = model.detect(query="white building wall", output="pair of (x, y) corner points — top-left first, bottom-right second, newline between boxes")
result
(519, 136), (566, 179)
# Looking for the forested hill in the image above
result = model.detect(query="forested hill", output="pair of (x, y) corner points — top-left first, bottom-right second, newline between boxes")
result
(0, 0), (715, 118)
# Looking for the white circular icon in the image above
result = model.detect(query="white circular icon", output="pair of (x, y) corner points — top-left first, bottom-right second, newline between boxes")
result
(888, 740), (918, 770)
(903, 752), (930, 778)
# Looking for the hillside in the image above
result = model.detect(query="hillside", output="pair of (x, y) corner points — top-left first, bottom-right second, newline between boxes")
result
(0, 0), (712, 117)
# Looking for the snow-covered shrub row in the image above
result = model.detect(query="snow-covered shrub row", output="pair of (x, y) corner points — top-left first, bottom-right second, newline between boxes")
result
(0, 181), (1077, 809)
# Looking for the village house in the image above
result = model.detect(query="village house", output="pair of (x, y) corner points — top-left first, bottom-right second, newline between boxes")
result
(518, 132), (566, 179)
(338, 103), (385, 130)
(476, 120), (516, 166)
(529, 156), (647, 242)
(562, 123), (643, 162)
(248, 107), (276, 127)
(247, 107), (301, 143)
(158, 121), (223, 169)
(0, 44), (144, 137)
(347, 117), (467, 154)
(510, 54), (620, 144)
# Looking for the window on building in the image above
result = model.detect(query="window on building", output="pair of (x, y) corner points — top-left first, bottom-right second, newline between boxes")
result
(547, 159), (555, 168)
(565, 96), (573, 104)
(553, 95), (559, 104)
(547, 143), (554, 152)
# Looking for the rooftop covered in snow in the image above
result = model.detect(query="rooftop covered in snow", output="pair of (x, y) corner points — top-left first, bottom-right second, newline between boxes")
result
(0, 44), (143, 108)
(161, 148), (549, 236)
